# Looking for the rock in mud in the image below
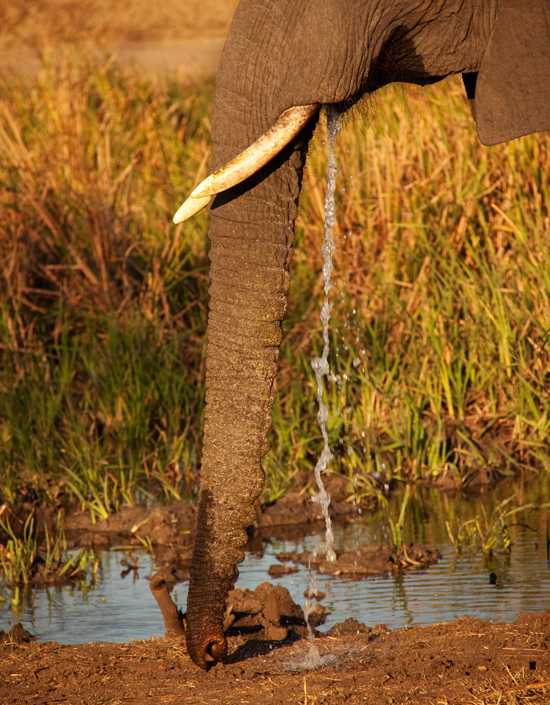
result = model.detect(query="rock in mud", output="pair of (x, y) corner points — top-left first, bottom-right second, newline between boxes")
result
(303, 587), (326, 601)
(305, 602), (329, 628)
(327, 618), (389, 638)
(226, 582), (309, 641)
(328, 618), (371, 637)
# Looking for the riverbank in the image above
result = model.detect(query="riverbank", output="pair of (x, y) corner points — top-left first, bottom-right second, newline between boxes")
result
(1, 612), (549, 704)
(1, 7), (548, 630)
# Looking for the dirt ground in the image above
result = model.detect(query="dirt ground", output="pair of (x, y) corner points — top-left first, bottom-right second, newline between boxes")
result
(0, 1), (238, 47)
(1, 613), (549, 705)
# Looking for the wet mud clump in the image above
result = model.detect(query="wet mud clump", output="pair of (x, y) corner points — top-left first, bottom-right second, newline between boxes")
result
(327, 618), (388, 638)
(267, 563), (299, 577)
(150, 578), (325, 642)
(259, 475), (371, 532)
(66, 501), (196, 549)
(277, 542), (440, 578)
(224, 582), (317, 641)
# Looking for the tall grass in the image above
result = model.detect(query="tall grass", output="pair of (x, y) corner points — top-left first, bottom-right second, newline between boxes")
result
(0, 509), (97, 608)
(0, 53), (548, 518)
(269, 86), (549, 497)
(0, 53), (211, 511)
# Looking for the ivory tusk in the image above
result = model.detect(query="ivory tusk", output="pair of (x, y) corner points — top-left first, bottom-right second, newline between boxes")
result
(173, 194), (212, 225)
(172, 103), (317, 224)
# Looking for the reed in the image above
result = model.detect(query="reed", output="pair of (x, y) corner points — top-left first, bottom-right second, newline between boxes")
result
(272, 85), (549, 498)
(0, 510), (97, 608)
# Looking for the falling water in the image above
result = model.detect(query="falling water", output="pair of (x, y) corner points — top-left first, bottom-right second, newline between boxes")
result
(302, 561), (322, 666)
(311, 106), (341, 564)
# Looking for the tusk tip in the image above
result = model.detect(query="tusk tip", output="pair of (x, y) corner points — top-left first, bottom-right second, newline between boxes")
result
(173, 194), (211, 224)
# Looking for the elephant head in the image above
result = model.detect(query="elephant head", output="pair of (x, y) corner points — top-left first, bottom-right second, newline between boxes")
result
(175, 0), (550, 669)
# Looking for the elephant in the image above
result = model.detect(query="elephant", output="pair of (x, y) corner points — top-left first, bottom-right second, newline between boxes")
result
(173, 0), (550, 669)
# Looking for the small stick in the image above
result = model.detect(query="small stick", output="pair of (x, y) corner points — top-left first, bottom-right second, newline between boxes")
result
(149, 572), (185, 637)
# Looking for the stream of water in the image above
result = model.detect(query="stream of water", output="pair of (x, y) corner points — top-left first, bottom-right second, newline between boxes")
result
(310, 106), (342, 565)
(303, 106), (342, 666)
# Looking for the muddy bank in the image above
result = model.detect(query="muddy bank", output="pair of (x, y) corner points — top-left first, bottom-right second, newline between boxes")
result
(62, 475), (377, 581)
(275, 542), (441, 578)
(64, 475), (367, 548)
(1, 612), (548, 704)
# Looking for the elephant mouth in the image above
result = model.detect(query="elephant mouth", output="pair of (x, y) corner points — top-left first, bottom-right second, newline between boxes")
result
(173, 103), (318, 223)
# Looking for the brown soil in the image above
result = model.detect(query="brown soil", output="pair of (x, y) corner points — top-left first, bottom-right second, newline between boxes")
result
(268, 564), (300, 578)
(259, 476), (370, 536)
(1, 612), (549, 704)
(226, 582), (311, 641)
(63, 484), (435, 583)
(64, 475), (367, 553)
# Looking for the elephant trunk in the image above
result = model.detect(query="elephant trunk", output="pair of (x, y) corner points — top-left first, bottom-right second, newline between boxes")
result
(185, 95), (313, 667)
(183, 0), (368, 670)
(180, 0), (502, 671)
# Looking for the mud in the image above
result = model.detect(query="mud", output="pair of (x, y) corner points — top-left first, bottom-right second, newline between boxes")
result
(268, 564), (300, 578)
(64, 475), (367, 554)
(22, 469), (497, 564)
(225, 582), (311, 642)
(1, 612), (549, 704)
(276, 542), (440, 578)
(259, 475), (370, 531)
(0, 623), (33, 644)
(151, 580), (324, 642)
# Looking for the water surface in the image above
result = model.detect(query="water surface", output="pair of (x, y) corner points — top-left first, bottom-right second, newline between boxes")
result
(1, 483), (549, 644)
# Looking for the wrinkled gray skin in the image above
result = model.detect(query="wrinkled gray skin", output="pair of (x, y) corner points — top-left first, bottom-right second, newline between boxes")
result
(186, 0), (550, 668)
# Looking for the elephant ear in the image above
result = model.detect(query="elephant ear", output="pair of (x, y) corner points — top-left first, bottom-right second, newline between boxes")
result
(465, 0), (550, 146)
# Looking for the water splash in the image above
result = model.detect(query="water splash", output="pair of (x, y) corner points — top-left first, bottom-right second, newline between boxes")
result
(311, 105), (341, 564)
(303, 560), (318, 636)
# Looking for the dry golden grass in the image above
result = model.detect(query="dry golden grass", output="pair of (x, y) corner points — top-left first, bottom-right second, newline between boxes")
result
(0, 0), (238, 48)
